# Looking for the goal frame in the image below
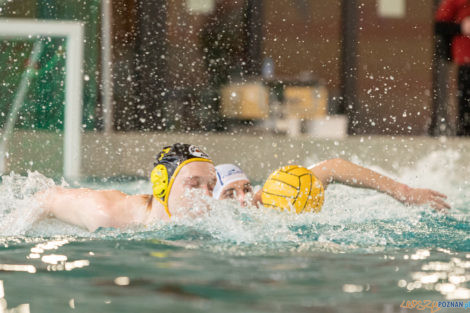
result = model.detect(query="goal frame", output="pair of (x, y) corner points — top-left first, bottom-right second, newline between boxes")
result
(0, 18), (84, 181)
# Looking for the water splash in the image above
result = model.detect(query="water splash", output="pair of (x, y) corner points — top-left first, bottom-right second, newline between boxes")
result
(0, 151), (468, 254)
(0, 171), (56, 236)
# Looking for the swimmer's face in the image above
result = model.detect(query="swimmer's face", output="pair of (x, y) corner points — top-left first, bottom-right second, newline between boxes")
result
(219, 180), (252, 206)
(167, 161), (217, 213)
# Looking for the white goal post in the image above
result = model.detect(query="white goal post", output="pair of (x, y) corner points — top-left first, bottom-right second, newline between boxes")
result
(0, 19), (84, 181)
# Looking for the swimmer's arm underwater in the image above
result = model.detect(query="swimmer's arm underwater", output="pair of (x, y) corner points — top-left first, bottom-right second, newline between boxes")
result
(35, 187), (149, 231)
(308, 158), (451, 211)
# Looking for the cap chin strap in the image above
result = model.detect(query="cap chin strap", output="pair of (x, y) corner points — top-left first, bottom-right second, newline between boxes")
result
(156, 158), (213, 218)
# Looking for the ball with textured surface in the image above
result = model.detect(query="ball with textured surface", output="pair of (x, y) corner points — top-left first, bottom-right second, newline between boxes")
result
(261, 165), (324, 213)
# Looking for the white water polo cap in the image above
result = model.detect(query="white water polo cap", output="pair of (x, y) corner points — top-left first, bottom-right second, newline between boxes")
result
(213, 164), (250, 199)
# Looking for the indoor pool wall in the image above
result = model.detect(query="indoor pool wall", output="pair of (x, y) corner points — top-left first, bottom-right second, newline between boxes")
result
(3, 130), (470, 182)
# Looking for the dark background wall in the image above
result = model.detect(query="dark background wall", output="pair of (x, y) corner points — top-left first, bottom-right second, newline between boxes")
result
(178, 0), (446, 135)
(1, 0), (450, 135)
(354, 0), (435, 135)
(261, 0), (440, 135)
(262, 0), (342, 93)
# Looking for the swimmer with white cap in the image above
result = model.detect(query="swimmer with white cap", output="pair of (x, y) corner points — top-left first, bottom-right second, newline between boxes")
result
(213, 164), (252, 206)
(212, 160), (451, 213)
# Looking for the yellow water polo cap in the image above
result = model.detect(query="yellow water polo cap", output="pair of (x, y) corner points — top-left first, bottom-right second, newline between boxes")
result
(150, 143), (213, 217)
(261, 165), (325, 213)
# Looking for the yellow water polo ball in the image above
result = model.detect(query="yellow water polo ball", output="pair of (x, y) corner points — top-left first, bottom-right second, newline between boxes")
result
(261, 165), (324, 213)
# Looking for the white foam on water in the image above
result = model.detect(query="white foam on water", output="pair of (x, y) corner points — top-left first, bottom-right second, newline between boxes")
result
(157, 149), (467, 250)
(0, 150), (467, 251)
(397, 149), (469, 216)
(0, 171), (57, 236)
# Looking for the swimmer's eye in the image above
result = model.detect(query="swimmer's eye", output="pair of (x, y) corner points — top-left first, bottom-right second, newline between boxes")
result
(208, 181), (216, 191)
(222, 189), (235, 199)
(243, 184), (253, 194)
(185, 180), (201, 189)
(185, 177), (208, 189)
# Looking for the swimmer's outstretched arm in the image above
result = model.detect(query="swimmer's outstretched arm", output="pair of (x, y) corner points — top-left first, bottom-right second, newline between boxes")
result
(35, 187), (145, 231)
(308, 158), (450, 211)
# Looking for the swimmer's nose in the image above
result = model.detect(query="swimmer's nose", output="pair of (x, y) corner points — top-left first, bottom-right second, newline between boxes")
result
(202, 184), (213, 197)
(237, 192), (247, 207)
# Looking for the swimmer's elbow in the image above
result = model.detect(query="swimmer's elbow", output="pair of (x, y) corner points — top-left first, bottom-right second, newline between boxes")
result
(324, 158), (346, 166)
(314, 158), (345, 170)
(311, 158), (345, 185)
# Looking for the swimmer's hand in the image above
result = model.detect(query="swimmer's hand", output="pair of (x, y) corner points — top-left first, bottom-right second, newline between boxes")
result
(396, 186), (451, 211)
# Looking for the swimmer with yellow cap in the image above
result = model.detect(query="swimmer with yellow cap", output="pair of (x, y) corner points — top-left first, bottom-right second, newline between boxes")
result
(213, 159), (450, 213)
(36, 143), (216, 231)
(150, 143), (215, 218)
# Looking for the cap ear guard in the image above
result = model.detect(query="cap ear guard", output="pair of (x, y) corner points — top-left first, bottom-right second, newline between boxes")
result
(151, 164), (169, 199)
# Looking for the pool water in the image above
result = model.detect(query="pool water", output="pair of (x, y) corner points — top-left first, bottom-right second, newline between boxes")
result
(0, 149), (469, 313)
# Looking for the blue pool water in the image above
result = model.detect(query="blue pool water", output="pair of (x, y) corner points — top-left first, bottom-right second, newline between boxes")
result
(0, 149), (469, 312)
